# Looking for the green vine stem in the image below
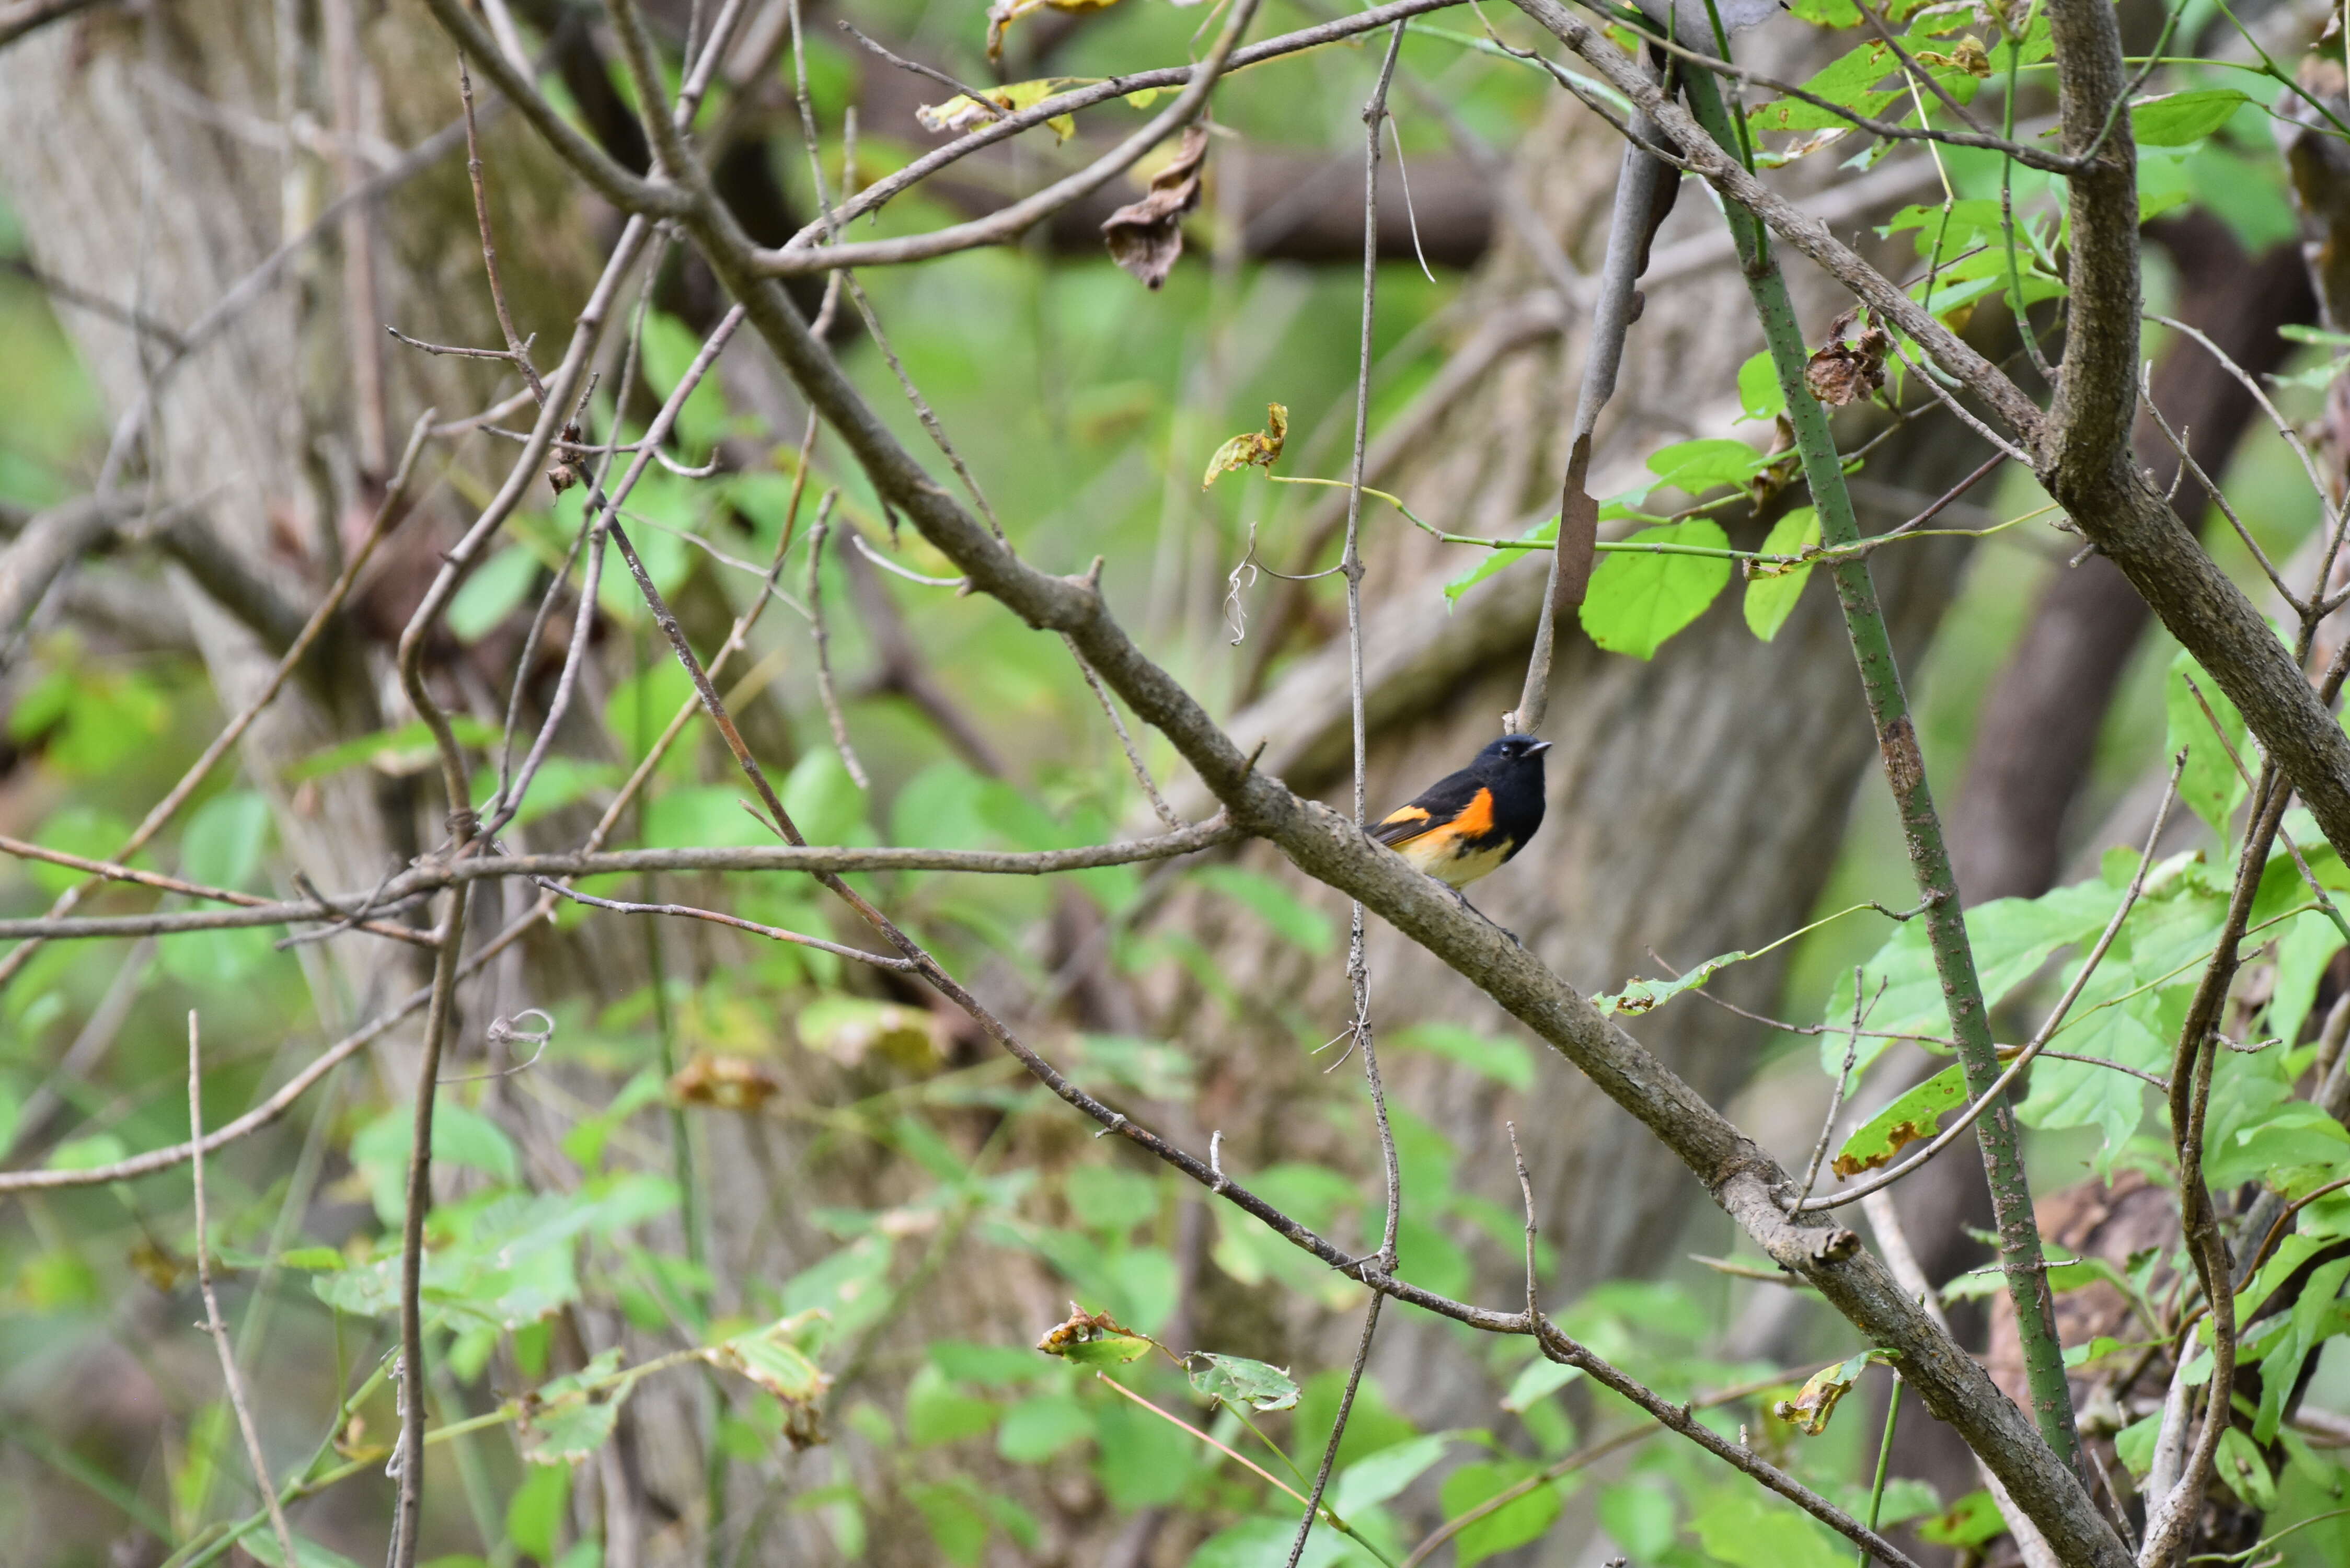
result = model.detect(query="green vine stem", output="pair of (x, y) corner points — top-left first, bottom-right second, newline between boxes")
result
(1674, 53), (2085, 1475)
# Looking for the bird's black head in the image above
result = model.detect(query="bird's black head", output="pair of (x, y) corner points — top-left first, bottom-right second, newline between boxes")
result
(1474, 734), (1552, 775)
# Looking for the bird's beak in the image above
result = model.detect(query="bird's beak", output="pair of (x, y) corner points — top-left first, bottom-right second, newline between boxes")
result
(1528, 741), (1553, 756)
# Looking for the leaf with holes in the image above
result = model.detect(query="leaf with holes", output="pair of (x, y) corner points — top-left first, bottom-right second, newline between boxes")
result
(1187, 1352), (1298, 1411)
(1201, 404), (1287, 488)
(1594, 951), (1748, 1016)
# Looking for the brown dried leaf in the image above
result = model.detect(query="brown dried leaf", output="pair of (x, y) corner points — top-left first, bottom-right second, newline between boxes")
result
(1917, 36), (1991, 78)
(1201, 402), (1288, 489)
(985, 0), (1121, 64)
(1770, 1348), (1884, 1435)
(1103, 124), (1211, 291)
(669, 1053), (781, 1111)
(1804, 310), (1890, 407)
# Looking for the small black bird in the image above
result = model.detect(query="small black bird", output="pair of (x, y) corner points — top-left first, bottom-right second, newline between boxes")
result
(1369, 734), (1551, 895)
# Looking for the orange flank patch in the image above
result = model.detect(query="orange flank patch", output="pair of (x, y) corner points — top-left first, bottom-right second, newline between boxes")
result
(1449, 787), (1496, 839)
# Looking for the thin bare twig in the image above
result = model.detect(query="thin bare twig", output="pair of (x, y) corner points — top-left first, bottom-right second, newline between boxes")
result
(459, 54), (546, 405)
(1799, 970), (1868, 1209)
(1287, 31), (1408, 1568)
(1069, 637), (1183, 830)
(189, 1013), (302, 1568)
(805, 495), (871, 790)
(834, 21), (1005, 118)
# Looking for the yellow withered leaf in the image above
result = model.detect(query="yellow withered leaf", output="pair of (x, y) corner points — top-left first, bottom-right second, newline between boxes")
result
(915, 77), (1088, 142)
(1201, 403), (1288, 489)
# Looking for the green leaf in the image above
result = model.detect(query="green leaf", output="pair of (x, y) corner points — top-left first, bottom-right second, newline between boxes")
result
(1501, 1356), (1580, 1411)
(287, 716), (503, 782)
(1333, 1432), (1453, 1515)
(25, 806), (136, 894)
(239, 1532), (365, 1568)
(350, 1103), (521, 1225)
(906, 1480), (991, 1567)
(511, 1473), (573, 1568)
(996, 1392), (1094, 1461)
(448, 545), (541, 644)
(929, 1340), (1046, 1388)
(1580, 520), (1734, 660)
(2204, 1102), (2349, 1190)
(1067, 1165), (1160, 1235)
(1824, 878), (2119, 1073)
(1644, 437), (1772, 493)
(705, 1317), (828, 1408)
(1388, 1022), (1534, 1091)
(1440, 1459), (1562, 1567)
(182, 790), (272, 890)
(2217, 1424), (2280, 1510)
(1593, 949), (1747, 1016)
(1093, 1393), (1195, 1508)
(905, 1364), (999, 1447)
(1917, 1489), (2008, 1548)
(1688, 1484), (1844, 1568)
(1736, 351), (1785, 423)
(782, 748), (867, 845)
(1744, 506), (1822, 642)
(2115, 1413), (2162, 1480)
(1188, 1352), (1299, 1411)
(1443, 513), (1556, 605)
(639, 311), (731, 452)
(1192, 866), (1335, 955)
(1835, 1064), (1967, 1178)
(2131, 88), (2251, 147)
(45, 1133), (128, 1171)
(2166, 649), (2250, 841)
(1597, 1481), (1677, 1559)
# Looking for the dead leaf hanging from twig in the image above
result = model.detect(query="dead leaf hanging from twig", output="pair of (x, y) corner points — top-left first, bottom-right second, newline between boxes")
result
(1103, 124), (1211, 291)
(916, 78), (1085, 142)
(1804, 308), (1890, 407)
(1201, 402), (1287, 489)
(985, 0), (1121, 64)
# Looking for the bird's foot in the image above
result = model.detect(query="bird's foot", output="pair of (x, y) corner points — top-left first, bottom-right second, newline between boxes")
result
(1450, 884), (1522, 947)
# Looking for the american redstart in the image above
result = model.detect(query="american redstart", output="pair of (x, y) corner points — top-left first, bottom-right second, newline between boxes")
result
(1369, 735), (1551, 900)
